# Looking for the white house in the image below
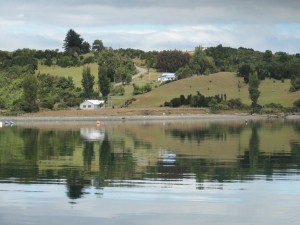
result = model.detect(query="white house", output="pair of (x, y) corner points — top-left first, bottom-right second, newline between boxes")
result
(80, 100), (105, 110)
(157, 73), (176, 82)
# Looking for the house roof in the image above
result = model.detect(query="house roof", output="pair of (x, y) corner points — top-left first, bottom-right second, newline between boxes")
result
(161, 73), (175, 76)
(160, 73), (175, 78)
(84, 100), (104, 105)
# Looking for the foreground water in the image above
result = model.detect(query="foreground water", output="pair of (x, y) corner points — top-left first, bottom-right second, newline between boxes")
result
(0, 118), (300, 225)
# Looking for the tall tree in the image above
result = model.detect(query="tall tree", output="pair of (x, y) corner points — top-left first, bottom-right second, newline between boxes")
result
(63, 29), (83, 52)
(238, 64), (252, 83)
(248, 72), (260, 109)
(81, 66), (95, 98)
(98, 65), (111, 97)
(92, 40), (104, 52)
(22, 74), (39, 112)
(81, 41), (91, 54)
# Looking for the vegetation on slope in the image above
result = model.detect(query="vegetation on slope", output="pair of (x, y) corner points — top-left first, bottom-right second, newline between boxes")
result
(0, 29), (299, 114)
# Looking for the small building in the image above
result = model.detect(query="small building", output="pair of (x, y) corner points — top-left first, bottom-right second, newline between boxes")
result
(157, 73), (176, 82)
(80, 100), (105, 110)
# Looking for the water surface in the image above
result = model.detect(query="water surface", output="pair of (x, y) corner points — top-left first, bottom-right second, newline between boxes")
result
(0, 119), (300, 225)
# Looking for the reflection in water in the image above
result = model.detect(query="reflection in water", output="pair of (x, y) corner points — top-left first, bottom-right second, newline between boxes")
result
(0, 120), (300, 224)
(0, 121), (299, 190)
(80, 127), (105, 141)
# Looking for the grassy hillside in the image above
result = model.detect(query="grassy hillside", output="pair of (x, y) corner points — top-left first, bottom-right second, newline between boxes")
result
(129, 72), (299, 108)
(36, 63), (99, 87)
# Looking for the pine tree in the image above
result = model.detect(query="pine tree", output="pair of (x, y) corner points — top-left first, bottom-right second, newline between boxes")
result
(63, 29), (83, 52)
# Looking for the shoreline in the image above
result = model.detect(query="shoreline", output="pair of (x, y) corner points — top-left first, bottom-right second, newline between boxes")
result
(1, 113), (299, 123)
(1, 108), (299, 123)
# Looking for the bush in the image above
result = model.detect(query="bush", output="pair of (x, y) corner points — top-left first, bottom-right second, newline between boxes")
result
(111, 85), (125, 96)
(264, 103), (283, 109)
(227, 98), (246, 109)
(56, 102), (68, 110)
(293, 99), (300, 108)
(83, 56), (95, 64)
(133, 83), (152, 95)
(40, 97), (55, 110)
(169, 98), (181, 107)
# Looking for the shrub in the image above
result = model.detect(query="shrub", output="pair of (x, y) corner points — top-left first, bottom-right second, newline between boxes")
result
(227, 98), (246, 109)
(111, 85), (125, 96)
(293, 99), (300, 108)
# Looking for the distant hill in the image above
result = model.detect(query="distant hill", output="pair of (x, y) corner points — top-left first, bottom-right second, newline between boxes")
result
(129, 72), (299, 108)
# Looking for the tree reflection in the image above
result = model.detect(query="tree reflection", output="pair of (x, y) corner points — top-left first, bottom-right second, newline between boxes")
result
(83, 141), (94, 171)
(66, 170), (88, 199)
(20, 128), (39, 161)
(248, 123), (260, 169)
(239, 123), (261, 176)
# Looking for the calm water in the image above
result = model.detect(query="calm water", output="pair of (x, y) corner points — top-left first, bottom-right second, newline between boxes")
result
(0, 118), (300, 225)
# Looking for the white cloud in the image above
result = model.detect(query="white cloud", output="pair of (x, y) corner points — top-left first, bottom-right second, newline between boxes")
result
(0, 0), (300, 52)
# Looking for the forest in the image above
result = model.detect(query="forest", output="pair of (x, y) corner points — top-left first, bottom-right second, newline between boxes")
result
(0, 29), (299, 113)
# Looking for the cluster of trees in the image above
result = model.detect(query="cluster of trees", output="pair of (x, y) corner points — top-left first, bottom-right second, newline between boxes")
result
(164, 91), (245, 110)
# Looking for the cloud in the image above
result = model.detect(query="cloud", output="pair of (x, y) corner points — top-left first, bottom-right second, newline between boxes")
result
(0, 0), (299, 52)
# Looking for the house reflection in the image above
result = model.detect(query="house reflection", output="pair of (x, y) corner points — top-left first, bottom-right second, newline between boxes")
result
(80, 127), (105, 141)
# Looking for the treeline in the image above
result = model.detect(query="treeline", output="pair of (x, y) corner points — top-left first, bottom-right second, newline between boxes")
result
(152, 45), (300, 92)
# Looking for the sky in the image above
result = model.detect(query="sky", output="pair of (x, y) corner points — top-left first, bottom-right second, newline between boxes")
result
(0, 0), (300, 53)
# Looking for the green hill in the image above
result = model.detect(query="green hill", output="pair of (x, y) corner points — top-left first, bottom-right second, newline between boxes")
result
(128, 72), (299, 108)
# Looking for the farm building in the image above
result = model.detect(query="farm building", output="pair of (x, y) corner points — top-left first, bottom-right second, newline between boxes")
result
(157, 73), (176, 82)
(80, 100), (105, 110)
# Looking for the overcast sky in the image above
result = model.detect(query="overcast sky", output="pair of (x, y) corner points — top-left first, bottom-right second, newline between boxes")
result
(0, 0), (300, 53)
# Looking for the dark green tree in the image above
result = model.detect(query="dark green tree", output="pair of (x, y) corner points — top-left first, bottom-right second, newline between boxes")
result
(248, 72), (260, 109)
(22, 74), (39, 112)
(63, 29), (83, 52)
(156, 50), (190, 72)
(238, 64), (252, 83)
(81, 41), (91, 54)
(92, 40), (104, 52)
(98, 65), (111, 97)
(81, 66), (95, 98)
(176, 65), (193, 80)
(293, 99), (300, 108)
(263, 50), (273, 63)
(190, 46), (216, 75)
